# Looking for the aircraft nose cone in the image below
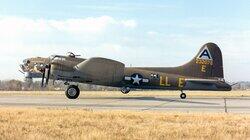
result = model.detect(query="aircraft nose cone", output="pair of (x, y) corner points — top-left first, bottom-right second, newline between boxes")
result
(222, 83), (232, 91)
(20, 64), (25, 71)
(227, 85), (232, 91)
(23, 59), (30, 64)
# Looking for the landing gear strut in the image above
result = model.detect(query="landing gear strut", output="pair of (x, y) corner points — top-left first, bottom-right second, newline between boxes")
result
(65, 85), (80, 99)
(121, 86), (130, 94)
(180, 90), (186, 99)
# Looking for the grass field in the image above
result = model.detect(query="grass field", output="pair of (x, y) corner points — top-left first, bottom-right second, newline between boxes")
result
(0, 107), (249, 140)
(0, 90), (250, 98)
(0, 91), (249, 139)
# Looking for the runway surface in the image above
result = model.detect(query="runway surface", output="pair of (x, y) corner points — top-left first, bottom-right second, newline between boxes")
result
(0, 93), (249, 113)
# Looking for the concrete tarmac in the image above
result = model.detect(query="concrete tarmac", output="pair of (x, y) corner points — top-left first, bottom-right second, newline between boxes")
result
(0, 94), (249, 113)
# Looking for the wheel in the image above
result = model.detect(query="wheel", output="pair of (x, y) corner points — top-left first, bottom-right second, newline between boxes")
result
(121, 87), (130, 94)
(180, 93), (186, 99)
(65, 85), (80, 99)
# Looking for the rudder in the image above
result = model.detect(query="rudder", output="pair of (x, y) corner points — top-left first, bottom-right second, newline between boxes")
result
(180, 42), (224, 79)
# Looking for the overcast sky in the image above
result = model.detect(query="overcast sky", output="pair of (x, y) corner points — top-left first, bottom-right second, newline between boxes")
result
(0, 0), (250, 81)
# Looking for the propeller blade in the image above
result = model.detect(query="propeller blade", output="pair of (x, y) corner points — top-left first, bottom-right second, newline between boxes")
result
(230, 82), (239, 86)
(45, 64), (51, 86)
(19, 70), (25, 74)
(41, 70), (45, 87)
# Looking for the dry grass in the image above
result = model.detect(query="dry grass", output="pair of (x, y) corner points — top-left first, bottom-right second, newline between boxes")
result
(0, 90), (250, 98)
(0, 107), (249, 140)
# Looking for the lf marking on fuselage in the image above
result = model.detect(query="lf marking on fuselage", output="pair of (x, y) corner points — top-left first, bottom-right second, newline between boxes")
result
(160, 76), (171, 86)
(159, 76), (186, 88)
(178, 77), (185, 88)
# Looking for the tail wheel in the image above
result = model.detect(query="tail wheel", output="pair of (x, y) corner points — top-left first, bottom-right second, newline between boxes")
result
(65, 85), (80, 99)
(180, 93), (187, 99)
(121, 87), (130, 94)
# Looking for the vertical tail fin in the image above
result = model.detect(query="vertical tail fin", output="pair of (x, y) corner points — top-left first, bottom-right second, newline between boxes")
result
(181, 42), (224, 79)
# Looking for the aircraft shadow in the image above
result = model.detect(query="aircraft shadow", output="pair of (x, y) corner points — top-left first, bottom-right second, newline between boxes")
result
(119, 97), (219, 105)
(81, 96), (219, 105)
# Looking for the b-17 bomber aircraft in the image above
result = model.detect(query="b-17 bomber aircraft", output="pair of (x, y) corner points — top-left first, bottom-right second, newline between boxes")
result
(20, 43), (232, 99)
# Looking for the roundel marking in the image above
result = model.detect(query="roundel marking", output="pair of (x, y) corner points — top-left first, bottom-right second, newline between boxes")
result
(131, 73), (143, 86)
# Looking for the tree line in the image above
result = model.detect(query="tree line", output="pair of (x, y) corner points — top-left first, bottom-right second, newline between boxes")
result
(0, 79), (118, 91)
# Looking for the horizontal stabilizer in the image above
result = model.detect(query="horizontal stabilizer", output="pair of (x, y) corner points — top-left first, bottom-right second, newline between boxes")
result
(185, 78), (222, 84)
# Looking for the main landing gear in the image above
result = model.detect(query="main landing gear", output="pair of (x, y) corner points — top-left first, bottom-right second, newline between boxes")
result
(65, 85), (80, 99)
(180, 90), (186, 99)
(121, 86), (130, 94)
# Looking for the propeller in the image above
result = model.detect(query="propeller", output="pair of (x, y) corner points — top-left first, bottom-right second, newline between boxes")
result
(19, 68), (33, 89)
(24, 77), (33, 88)
(41, 64), (51, 87)
(45, 64), (51, 86)
(230, 82), (239, 87)
(19, 64), (26, 74)
(19, 69), (25, 74)
(41, 69), (45, 87)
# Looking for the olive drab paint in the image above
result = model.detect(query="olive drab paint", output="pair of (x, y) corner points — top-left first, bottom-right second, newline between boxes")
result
(160, 76), (171, 86)
(178, 77), (185, 88)
(21, 42), (232, 97)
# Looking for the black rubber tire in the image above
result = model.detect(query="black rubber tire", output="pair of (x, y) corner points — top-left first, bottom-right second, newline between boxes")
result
(121, 87), (130, 94)
(65, 85), (80, 99)
(180, 93), (187, 99)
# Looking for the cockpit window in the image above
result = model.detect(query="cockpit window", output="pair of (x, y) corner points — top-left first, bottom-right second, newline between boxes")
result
(67, 52), (76, 58)
(51, 56), (66, 61)
(49, 55), (56, 60)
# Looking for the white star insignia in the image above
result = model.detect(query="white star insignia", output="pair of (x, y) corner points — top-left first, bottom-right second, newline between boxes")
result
(132, 74), (142, 85)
